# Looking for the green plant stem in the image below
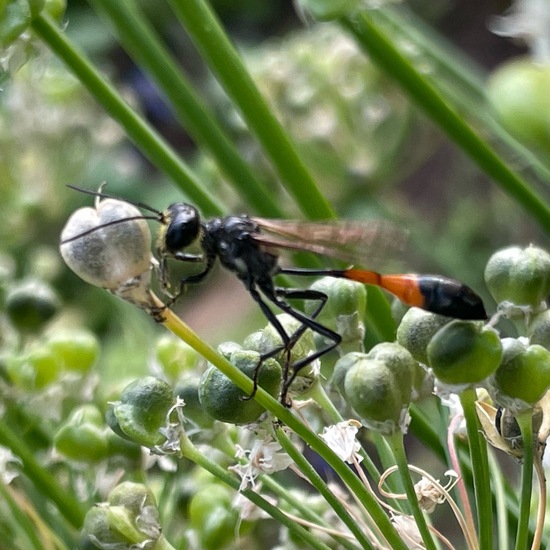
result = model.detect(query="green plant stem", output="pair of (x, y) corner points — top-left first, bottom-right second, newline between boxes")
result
(168, 0), (335, 221)
(0, 419), (86, 529)
(88, 0), (283, 218)
(259, 476), (359, 550)
(514, 410), (535, 550)
(31, 14), (222, 216)
(342, 12), (550, 236)
(375, 6), (550, 183)
(489, 450), (509, 550)
(158, 304), (408, 550)
(386, 432), (437, 550)
(0, 483), (47, 550)
(277, 427), (375, 549)
(459, 387), (492, 549)
(178, 431), (333, 550)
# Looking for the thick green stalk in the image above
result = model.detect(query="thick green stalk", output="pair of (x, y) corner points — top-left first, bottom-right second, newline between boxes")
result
(460, 388), (492, 549)
(31, 14), (222, 216)
(342, 12), (550, 235)
(168, 0), (335, 221)
(88, 0), (283, 217)
(514, 411), (534, 550)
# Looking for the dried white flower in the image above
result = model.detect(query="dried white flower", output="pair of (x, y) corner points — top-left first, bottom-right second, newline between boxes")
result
(230, 436), (293, 490)
(319, 419), (363, 464)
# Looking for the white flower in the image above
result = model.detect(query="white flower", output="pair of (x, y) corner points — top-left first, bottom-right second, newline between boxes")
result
(229, 436), (293, 491)
(319, 419), (363, 464)
(490, 0), (550, 62)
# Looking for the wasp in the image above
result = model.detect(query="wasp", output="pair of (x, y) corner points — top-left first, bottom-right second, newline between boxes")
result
(62, 185), (487, 402)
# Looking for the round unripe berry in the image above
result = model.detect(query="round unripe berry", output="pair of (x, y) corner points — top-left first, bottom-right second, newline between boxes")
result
(488, 58), (550, 150)
(491, 338), (550, 409)
(427, 321), (502, 385)
(484, 245), (550, 309)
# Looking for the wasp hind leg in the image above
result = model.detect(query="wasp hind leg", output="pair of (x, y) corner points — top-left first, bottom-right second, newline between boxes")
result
(246, 285), (341, 406)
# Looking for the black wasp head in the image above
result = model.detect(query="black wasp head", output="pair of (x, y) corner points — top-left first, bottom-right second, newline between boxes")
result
(161, 203), (201, 254)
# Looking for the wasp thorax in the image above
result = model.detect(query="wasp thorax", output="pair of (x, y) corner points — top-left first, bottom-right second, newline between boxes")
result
(60, 198), (153, 290)
(162, 203), (201, 253)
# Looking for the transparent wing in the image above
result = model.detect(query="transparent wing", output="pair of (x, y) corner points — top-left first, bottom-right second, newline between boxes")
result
(252, 218), (408, 266)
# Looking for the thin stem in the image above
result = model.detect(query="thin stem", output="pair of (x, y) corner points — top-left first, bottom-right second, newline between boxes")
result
(0, 419), (86, 529)
(515, 410), (535, 550)
(532, 452), (547, 550)
(156, 301), (409, 550)
(88, 0), (283, 217)
(168, 0), (335, 221)
(459, 388), (493, 550)
(178, 431), (333, 550)
(31, 14), (222, 216)
(260, 477), (359, 550)
(277, 427), (374, 549)
(342, 12), (550, 236)
(447, 411), (478, 547)
(489, 450), (509, 550)
(386, 432), (438, 550)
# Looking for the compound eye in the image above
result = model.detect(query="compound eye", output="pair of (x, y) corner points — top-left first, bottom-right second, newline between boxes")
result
(164, 204), (201, 251)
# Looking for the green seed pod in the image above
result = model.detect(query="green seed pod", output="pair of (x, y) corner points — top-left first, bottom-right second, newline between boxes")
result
(427, 321), (502, 385)
(5, 346), (61, 390)
(154, 335), (200, 381)
(484, 245), (550, 309)
(198, 350), (282, 424)
(54, 405), (109, 461)
(174, 379), (214, 429)
(188, 484), (236, 550)
(527, 309), (550, 350)
(332, 352), (367, 398)
(487, 58), (550, 150)
(366, 342), (416, 406)
(108, 377), (174, 447)
(5, 279), (60, 333)
(491, 338), (550, 409)
(305, 277), (367, 345)
(344, 357), (404, 433)
(80, 482), (160, 549)
(45, 329), (99, 373)
(396, 308), (451, 364)
(108, 481), (157, 513)
(258, 314), (315, 365)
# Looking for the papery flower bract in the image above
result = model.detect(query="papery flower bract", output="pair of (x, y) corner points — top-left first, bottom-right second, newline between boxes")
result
(392, 514), (424, 549)
(319, 419), (363, 464)
(154, 397), (186, 456)
(0, 446), (22, 484)
(415, 470), (459, 514)
(230, 436), (294, 491)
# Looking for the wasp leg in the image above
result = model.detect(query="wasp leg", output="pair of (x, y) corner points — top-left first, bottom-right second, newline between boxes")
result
(245, 282), (341, 405)
(261, 287), (342, 404)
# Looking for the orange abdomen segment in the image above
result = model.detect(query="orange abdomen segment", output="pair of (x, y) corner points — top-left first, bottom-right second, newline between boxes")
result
(343, 270), (424, 308)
